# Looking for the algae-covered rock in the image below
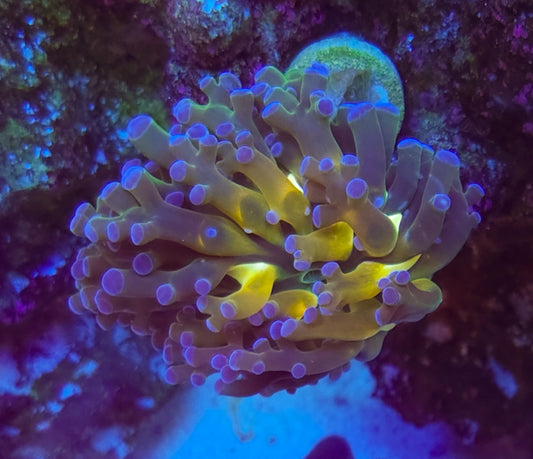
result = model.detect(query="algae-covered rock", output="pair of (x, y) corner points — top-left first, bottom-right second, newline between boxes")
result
(287, 33), (404, 123)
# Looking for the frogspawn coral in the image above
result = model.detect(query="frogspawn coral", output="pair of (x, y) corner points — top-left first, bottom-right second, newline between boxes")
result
(68, 59), (483, 396)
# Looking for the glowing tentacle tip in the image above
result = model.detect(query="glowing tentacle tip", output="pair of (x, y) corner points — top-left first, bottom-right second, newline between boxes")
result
(304, 307), (318, 324)
(252, 361), (266, 375)
(221, 365), (238, 384)
(269, 320), (283, 340)
(312, 281), (324, 295)
(321, 262), (339, 277)
(394, 270), (410, 285)
(204, 226), (218, 238)
(317, 98), (334, 117)
(132, 253), (154, 275)
(180, 331), (194, 347)
(291, 363), (306, 379)
(206, 318), (219, 332)
(312, 206), (322, 228)
(280, 318), (298, 337)
(378, 277), (391, 289)
(431, 193), (451, 212)
(341, 154), (358, 166)
(211, 353), (228, 370)
(382, 286), (401, 306)
(215, 122), (234, 137)
(284, 235), (296, 253)
(271, 142), (282, 157)
(173, 100), (191, 123)
(170, 160), (187, 182)
(220, 301), (237, 319)
(236, 146), (254, 163)
(106, 222), (120, 242)
(318, 157), (334, 172)
(121, 166), (143, 191)
(353, 236), (364, 251)
(248, 313), (263, 326)
(186, 123), (208, 139)
(95, 290), (113, 315)
(229, 349), (243, 370)
(189, 184), (208, 205)
(346, 178), (367, 199)
(130, 223), (145, 245)
(101, 269), (124, 296)
(165, 191), (185, 207)
(190, 373), (206, 386)
(263, 301), (278, 319)
(375, 310), (385, 327)
(196, 295), (207, 312)
(83, 221), (98, 243)
(266, 210), (280, 225)
(156, 283), (176, 305)
(318, 291), (332, 305)
(194, 278), (212, 295)
(294, 259), (311, 271)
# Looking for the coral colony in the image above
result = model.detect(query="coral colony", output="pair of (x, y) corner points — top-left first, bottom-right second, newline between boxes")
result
(68, 37), (483, 397)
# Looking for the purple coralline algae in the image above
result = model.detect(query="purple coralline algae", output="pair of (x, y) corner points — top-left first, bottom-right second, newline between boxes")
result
(68, 38), (483, 396)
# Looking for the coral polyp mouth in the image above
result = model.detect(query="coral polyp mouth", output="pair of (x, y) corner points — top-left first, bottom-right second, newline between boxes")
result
(68, 62), (483, 397)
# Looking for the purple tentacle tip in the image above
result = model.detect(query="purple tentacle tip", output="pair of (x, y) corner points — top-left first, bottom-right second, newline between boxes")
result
(220, 301), (237, 319)
(229, 349), (244, 370)
(130, 223), (145, 245)
(304, 307), (318, 324)
(432, 193), (451, 212)
(101, 269), (124, 296)
(190, 372), (206, 387)
(271, 142), (282, 157)
(266, 209), (280, 225)
(211, 353), (228, 370)
(394, 270), (410, 285)
(106, 222), (120, 242)
(291, 363), (306, 379)
(173, 100), (191, 124)
(180, 331), (194, 347)
(263, 301), (278, 319)
(127, 115), (151, 141)
(204, 226), (218, 238)
(280, 318), (298, 337)
(248, 312), (263, 326)
(215, 122), (234, 137)
(346, 178), (367, 200)
(321, 262), (339, 277)
(341, 154), (358, 166)
(133, 253), (154, 275)
(221, 365), (238, 384)
(319, 157), (334, 172)
(294, 259), (311, 271)
(194, 278), (212, 295)
(156, 284), (175, 305)
(318, 291), (332, 306)
(382, 286), (401, 306)
(269, 320), (283, 340)
(284, 235), (296, 253)
(165, 191), (185, 207)
(262, 102), (280, 118)
(252, 360), (266, 375)
(236, 145), (254, 163)
(186, 123), (208, 140)
(189, 184), (208, 205)
(436, 149), (460, 167)
(317, 98), (334, 117)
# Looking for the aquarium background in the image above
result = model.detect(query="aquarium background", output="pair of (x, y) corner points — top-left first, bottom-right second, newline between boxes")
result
(0, 0), (531, 458)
